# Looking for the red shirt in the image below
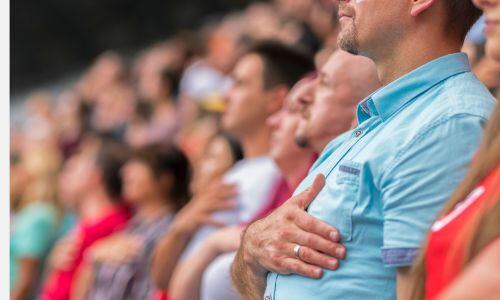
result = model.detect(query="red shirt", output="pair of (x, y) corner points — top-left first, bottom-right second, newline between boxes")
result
(425, 166), (500, 299)
(249, 154), (317, 223)
(40, 204), (131, 300)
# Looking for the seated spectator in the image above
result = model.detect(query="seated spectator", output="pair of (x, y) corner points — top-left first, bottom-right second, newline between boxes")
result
(150, 132), (243, 297)
(231, 49), (381, 299)
(75, 144), (191, 300)
(184, 78), (319, 300)
(40, 140), (131, 300)
(11, 145), (61, 300)
(153, 41), (314, 299)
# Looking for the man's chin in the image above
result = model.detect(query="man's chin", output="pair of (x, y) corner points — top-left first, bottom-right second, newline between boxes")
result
(337, 29), (359, 55)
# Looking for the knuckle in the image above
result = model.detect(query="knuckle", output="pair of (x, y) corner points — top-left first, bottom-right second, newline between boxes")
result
(277, 229), (288, 240)
(301, 248), (312, 260)
(274, 258), (285, 269)
(302, 218), (313, 228)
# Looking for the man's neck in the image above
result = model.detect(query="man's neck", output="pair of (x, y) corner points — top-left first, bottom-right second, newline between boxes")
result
(240, 126), (271, 159)
(372, 34), (462, 86)
(278, 153), (314, 189)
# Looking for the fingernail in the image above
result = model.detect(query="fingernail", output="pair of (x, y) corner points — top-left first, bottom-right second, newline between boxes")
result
(336, 247), (345, 258)
(328, 260), (338, 269)
(329, 231), (339, 241)
(314, 268), (323, 278)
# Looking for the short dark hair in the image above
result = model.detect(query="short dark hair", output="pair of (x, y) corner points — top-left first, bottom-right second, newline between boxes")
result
(444, 0), (482, 42)
(246, 40), (315, 90)
(132, 144), (192, 211)
(95, 140), (129, 201)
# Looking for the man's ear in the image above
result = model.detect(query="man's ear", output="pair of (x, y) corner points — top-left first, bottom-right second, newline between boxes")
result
(410, 0), (436, 17)
(266, 85), (288, 115)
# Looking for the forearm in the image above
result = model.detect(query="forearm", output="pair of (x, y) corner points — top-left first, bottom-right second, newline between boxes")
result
(151, 225), (193, 289)
(11, 258), (39, 300)
(70, 263), (93, 300)
(168, 241), (220, 300)
(11, 278), (35, 300)
(231, 246), (267, 300)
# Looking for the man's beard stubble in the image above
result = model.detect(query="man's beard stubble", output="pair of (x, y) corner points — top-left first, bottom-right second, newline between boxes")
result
(338, 23), (359, 55)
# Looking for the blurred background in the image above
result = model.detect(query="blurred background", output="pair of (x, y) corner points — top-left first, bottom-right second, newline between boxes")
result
(11, 0), (252, 124)
(9, 1), (498, 299)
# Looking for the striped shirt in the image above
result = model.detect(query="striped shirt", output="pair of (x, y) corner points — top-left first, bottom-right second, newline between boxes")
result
(87, 213), (174, 300)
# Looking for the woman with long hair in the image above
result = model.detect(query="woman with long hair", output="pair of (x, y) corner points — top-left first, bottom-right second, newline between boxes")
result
(410, 2), (500, 298)
(73, 144), (192, 300)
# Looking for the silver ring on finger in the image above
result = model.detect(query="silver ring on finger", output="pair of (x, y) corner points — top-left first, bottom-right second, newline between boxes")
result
(293, 244), (302, 259)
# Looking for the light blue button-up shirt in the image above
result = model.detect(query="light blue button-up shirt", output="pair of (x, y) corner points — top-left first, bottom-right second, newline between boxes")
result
(264, 53), (495, 300)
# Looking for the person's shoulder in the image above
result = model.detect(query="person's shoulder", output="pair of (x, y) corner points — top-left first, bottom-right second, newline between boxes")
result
(436, 72), (495, 119)
(18, 201), (57, 223)
(224, 157), (279, 179)
(400, 73), (495, 137)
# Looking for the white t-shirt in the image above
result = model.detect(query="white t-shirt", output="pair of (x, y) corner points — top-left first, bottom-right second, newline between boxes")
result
(182, 156), (281, 258)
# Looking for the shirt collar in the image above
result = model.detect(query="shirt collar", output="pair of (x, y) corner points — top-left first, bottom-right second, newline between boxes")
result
(356, 53), (471, 124)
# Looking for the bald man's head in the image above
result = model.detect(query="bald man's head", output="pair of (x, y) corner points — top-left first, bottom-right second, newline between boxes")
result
(295, 50), (381, 152)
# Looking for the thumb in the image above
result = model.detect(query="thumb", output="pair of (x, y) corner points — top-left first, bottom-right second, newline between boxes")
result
(295, 173), (325, 210)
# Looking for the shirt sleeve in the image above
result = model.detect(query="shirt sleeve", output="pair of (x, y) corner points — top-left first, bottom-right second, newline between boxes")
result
(379, 115), (487, 267)
(16, 205), (57, 259)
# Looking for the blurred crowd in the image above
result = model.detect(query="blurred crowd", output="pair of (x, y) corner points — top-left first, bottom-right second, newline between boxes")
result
(9, 0), (500, 300)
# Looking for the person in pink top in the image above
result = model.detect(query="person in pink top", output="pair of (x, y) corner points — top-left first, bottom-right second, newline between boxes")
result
(40, 140), (132, 300)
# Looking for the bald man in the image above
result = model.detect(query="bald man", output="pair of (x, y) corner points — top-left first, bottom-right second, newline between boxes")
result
(295, 50), (380, 152)
(231, 50), (381, 299)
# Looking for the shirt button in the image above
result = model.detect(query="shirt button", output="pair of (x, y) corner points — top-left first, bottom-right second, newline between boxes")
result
(355, 130), (363, 137)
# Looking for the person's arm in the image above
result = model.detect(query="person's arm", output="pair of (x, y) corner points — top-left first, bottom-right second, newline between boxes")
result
(151, 182), (237, 289)
(231, 229), (268, 300)
(438, 238), (500, 300)
(168, 227), (242, 300)
(151, 223), (196, 290)
(231, 174), (346, 299)
(11, 258), (40, 300)
(396, 267), (412, 300)
(70, 262), (93, 300)
(380, 116), (487, 271)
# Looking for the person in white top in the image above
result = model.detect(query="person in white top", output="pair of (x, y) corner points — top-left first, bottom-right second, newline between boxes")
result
(167, 40), (315, 300)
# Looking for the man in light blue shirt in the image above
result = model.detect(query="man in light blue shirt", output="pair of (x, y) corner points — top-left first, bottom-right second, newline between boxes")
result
(232, 0), (495, 299)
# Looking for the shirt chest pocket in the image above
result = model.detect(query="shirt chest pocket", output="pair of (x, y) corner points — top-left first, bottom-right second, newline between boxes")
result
(308, 160), (361, 242)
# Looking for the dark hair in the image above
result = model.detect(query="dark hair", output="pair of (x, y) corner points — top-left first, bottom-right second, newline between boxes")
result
(219, 131), (244, 163)
(246, 40), (315, 90)
(443, 0), (482, 42)
(160, 68), (181, 98)
(132, 144), (192, 211)
(95, 140), (130, 201)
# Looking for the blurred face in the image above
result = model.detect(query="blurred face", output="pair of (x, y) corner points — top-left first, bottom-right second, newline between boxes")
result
(193, 136), (235, 191)
(267, 94), (311, 168)
(473, 0), (500, 61)
(223, 54), (269, 138)
(337, 0), (408, 56)
(296, 54), (358, 151)
(58, 153), (96, 209)
(121, 160), (159, 205)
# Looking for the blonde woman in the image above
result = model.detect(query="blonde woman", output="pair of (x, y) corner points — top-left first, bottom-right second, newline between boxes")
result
(11, 145), (62, 300)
